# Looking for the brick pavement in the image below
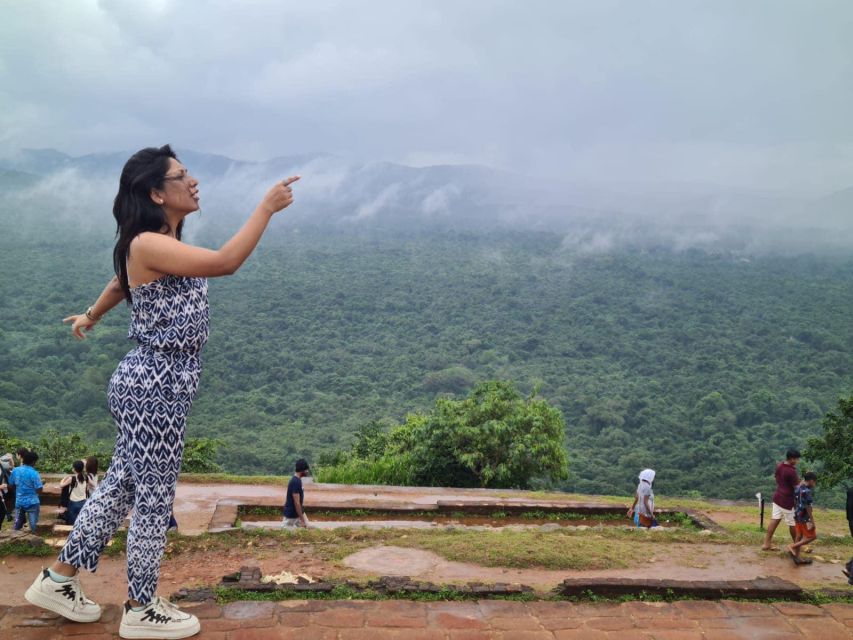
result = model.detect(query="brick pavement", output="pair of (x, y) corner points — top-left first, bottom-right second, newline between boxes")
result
(1, 599), (852, 639)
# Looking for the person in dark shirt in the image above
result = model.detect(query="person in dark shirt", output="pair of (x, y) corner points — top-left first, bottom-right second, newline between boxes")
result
(845, 489), (853, 584)
(762, 449), (800, 551)
(282, 459), (310, 528)
(788, 472), (818, 564)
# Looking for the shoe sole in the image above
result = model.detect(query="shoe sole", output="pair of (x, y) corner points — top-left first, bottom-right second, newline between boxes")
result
(24, 584), (102, 623)
(119, 619), (201, 639)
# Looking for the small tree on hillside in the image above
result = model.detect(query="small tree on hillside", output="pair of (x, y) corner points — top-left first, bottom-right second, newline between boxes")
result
(181, 437), (223, 473)
(805, 395), (853, 489)
(399, 380), (569, 489)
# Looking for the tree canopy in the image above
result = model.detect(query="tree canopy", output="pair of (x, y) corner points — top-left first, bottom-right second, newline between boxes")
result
(318, 380), (568, 489)
(1, 226), (851, 501)
(805, 395), (853, 489)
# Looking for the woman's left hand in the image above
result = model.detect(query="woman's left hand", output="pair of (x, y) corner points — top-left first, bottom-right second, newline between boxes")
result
(63, 313), (98, 339)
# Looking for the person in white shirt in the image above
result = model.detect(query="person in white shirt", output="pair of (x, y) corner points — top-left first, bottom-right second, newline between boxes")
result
(59, 461), (91, 526)
(627, 469), (658, 528)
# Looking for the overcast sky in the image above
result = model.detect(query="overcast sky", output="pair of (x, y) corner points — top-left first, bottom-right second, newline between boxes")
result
(2, 1), (852, 195)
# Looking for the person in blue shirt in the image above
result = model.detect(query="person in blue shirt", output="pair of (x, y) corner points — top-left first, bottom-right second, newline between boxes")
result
(282, 459), (310, 528)
(788, 471), (818, 565)
(9, 449), (43, 533)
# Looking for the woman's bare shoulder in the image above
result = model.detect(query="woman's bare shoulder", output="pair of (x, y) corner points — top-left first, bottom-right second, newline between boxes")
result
(132, 231), (174, 246)
(130, 231), (180, 256)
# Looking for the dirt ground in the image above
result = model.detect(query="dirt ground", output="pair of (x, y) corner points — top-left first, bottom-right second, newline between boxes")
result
(3, 481), (850, 606)
(3, 536), (849, 607)
(1, 544), (333, 607)
(342, 542), (851, 588)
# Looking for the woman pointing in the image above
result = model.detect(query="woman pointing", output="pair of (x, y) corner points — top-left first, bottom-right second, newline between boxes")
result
(25, 144), (298, 640)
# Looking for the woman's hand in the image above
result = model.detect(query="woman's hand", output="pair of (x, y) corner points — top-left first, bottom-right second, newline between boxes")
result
(626, 507), (634, 517)
(259, 175), (300, 216)
(63, 314), (98, 340)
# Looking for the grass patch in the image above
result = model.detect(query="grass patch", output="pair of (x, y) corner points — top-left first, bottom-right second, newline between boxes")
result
(103, 530), (128, 556)
(213, 584), (537, 604)
(0, 540), (55, 557)
(159, 526), (658, 570)
(213, 583), (853, 606)
(391, 528), (640, 570)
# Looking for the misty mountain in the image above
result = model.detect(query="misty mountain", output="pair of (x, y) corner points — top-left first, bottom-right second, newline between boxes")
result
(1, 148), (850, 253)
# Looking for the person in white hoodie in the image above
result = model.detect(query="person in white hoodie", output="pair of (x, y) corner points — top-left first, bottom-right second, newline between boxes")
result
(627, 469), (658, 528)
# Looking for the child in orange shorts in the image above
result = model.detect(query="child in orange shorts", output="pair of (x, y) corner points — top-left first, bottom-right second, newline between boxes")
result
(788, 472), (817, 565)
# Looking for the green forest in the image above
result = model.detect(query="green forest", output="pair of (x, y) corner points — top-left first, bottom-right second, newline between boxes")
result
(1, 226), (852, 501)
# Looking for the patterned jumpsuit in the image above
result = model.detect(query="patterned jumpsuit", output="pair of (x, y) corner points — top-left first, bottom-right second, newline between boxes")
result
(58, 275), (209, 604)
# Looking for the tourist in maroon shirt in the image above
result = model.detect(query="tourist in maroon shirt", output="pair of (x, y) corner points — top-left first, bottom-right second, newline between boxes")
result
(761, 449), (801, 551)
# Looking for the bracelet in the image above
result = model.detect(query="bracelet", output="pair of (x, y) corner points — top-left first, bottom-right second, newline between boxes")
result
(85, 306), (101, 322)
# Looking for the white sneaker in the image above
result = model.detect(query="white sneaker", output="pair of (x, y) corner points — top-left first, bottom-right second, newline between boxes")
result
(119, 596), (200, 639)
(24, 568), (102, 622)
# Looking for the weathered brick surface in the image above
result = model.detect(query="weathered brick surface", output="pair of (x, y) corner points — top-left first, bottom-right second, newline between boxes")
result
(447, 630), (493, 640)
(478, 600), (531, 616)
(585, 616), (636, 631)
(493, 631), (554, 640)
(572, 603), (624, 617)
(772, 602), (827, 617)
(231, 628), (336, 640)
(730, 615), (798, 635)
(789, 617), (853, 640)
(430, 611), (489, 629)
(365, 613), (428, 628)
(620, 601), (675, 618)
(672, 600), (727, 618)
(488, 615), (543, 630)
(222, 601), (277, 620)
(310, 607), (365, 627)
(99, 604), (122, 624)
(635, 616), (700, 630)
(195, 618), (253, 633)
(553, 629), (609, 639)
(697, 617), (738, 629)
(191, 631), (229, 640)
(275, 600), (329, 613)
(183, 601), (225, 619)
(371, 600), (427, 616)
(720, 599), (776, 617)
(527, 601), (577, 617)
(606, 631), (655, 640)
(277, 611), (311, 627)
(0, 629), (65, 640)
(641, 631), (705, 640)
(55, 621), (111, 635)
(823, 603), (853, 621)
(1, 598), (851, 638)
(539, 616), (584, 630)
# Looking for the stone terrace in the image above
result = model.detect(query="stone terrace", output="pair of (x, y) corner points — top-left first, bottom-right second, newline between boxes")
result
(2, 598), (853, 639)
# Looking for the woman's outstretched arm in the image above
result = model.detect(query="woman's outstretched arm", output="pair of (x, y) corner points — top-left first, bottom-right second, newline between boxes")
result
(131, 176), (299, 279)
(63, 276), (125, 339)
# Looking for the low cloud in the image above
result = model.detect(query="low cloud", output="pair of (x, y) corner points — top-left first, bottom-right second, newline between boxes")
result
(420, 184), (460, 216)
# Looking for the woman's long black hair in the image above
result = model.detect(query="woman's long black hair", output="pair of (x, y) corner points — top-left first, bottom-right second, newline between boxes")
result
(113, 144), (183, 301)
(72, 459), (85, 484)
